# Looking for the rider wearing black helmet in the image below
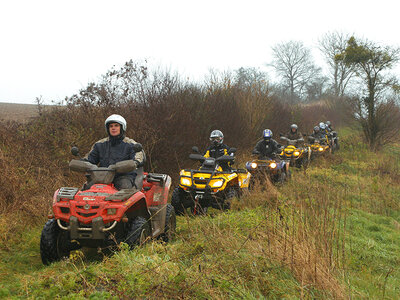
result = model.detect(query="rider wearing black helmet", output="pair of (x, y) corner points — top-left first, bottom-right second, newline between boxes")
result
(253, 129), (281, 159)
(204, 130), (232, 170)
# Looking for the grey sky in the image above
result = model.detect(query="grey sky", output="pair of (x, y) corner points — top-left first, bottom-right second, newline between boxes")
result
(1, 0), (399, 104)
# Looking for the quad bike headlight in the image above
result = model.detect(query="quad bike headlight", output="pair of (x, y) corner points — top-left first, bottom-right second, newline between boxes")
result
(251, 162), (258, 169)
(180, 177), (192, 187)
(269, 162), (277, 169)
(318, 147), (324, 152)
(293, 151), (300, 156)
(209, 179), (224, 188)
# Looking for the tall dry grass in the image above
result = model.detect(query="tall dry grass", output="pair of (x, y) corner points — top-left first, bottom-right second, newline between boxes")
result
(231, 174), (347, 298)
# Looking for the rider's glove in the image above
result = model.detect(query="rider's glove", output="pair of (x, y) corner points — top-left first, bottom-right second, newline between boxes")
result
(132, 160), (139, 169)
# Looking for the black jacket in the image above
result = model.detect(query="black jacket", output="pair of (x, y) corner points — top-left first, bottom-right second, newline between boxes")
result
(309, 132), (326, 143)
(204, 143), (230, 159)
(284, 131), (304, 146)
(253, 139), (281, 158)
(203, 143), (232, 170)
(286, 131), (303, 141)
(85, 136), (145, 179)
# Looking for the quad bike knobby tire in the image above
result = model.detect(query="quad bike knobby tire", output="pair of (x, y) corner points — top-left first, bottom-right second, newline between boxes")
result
(225, 186), (237, 199)
(125, 216), (152, 248)
(221, 187), (237, 210)
(160, 204), (176, 242)
(40, 219), (71, 265)
(171, 187), (186, 215)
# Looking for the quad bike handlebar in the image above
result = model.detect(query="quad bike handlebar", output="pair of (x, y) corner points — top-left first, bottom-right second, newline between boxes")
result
(69, 159), (137, 184)
(189, 154), (235, 163)
(69, 159), (137, 173)
(280, 136), (304, 145)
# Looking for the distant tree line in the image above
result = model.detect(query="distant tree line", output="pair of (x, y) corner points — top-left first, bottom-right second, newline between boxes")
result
(266, 32), (400, 150)
(59, 31), (400, 151)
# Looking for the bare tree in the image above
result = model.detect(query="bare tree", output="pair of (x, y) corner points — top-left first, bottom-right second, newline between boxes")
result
(234, 67), (268, 88)
(319, 31), (355, 97)
(305, 75), (329, 102)
(337, 36), (400, 149)
(270, 41), (321, 102)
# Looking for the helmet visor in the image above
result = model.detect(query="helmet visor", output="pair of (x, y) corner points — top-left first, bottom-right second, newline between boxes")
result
(210, 137), (223, 144)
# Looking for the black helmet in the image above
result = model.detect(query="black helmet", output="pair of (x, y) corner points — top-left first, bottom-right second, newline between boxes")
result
(290, 124), (298, 133)
(210, 130), (224, 146)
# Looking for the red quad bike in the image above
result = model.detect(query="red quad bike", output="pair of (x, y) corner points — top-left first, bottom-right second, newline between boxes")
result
(40, 145), (176, 265)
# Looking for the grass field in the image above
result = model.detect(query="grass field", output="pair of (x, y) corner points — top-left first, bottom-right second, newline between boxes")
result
(0, 102), (40, 122)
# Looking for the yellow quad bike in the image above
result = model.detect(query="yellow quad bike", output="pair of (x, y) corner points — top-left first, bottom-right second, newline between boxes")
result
(307, 135), (331, 159)
(279, 136), (311, 168)
(171, 147), (251, 215)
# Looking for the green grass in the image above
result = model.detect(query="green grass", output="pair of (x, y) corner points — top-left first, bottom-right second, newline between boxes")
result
(1, 127), (400, 298)
(345, 210), (400, 299)
(0, 209), (318, 299)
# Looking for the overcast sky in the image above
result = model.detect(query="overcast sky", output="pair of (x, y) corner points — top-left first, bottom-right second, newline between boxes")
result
(1, 0), (399, 104)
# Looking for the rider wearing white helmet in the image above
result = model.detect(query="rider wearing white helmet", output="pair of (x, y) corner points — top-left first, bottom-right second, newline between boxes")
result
(84, 114), (145, 190)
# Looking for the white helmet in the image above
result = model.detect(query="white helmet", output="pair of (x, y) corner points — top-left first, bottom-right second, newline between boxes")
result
(319, 122), (326, 130)
(105, 114), (127, 133)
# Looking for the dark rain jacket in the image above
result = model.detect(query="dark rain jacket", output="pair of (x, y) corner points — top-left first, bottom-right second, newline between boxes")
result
(203, 143), (232, 170)
(85, 135), (145, 181)
(253, 139), (281, 158)
(286, 131), (303, 140)
(309, 132), (327, 143)
(285, 131), (304, 146)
